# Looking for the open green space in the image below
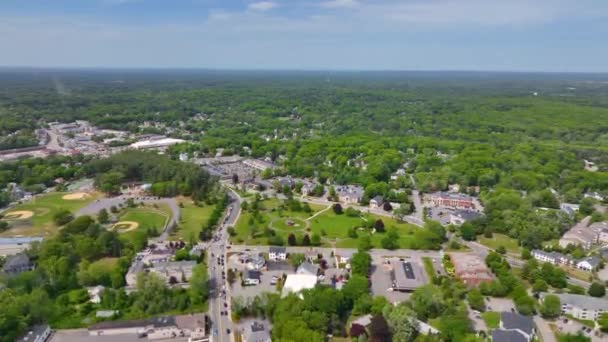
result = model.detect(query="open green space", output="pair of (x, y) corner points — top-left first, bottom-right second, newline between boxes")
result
(0, 192), (100, 237)
(114, 204), (172, 245)
(481, 311), (500, 329)
(173, 199), (216, 242)
(478, 233), (522, 254)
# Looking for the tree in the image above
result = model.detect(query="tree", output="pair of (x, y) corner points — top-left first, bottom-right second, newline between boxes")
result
(521, 248), (531, 260)
(381, 228), (399, 250)
(232, 173), (239, 185)
(467, 288), (485, 312)
(311, 233), (322, 246)
(558, 333), (591, 342)
(97, 171), (124, 195)
(343, 275), (369, 306)
(385, 303), (418, 342)
(374, 219), (385, 233)
(189, 263), (209, 305)
(333, 203), (343, 215)
(383, 201), (393, 212)
(358, 235), (372, 251)
(369, 315), (391, 342)
(287, 233), (297, 246)
(302, 234), (311, 246)
(588, 282), (606, 297)
(459, 222), (477, 241)
(579, 197), (595, 216)
(410, 285), (445, 320)
(532, 279), (548, 294)
(599, 312), (608, 333)
(97, 208), (109, 224)
(496, 246), (506, 254)
(351, 251), (372, 276)
(540, 294), (561, 318)
(53, 209), (74, 226)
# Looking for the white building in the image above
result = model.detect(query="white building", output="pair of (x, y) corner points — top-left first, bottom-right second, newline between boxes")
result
(543, 293), (608, 321)
(575, 256), (601, 272)
(268, 247), (287, 261)
(129, 137), (185, 150)
(531, 250), (571, 266)
(281, 274), (318, 298)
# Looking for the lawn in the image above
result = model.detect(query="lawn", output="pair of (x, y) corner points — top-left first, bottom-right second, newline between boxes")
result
(481, 312), (500, 329)
(422, 257), (437, 283)
(0, 191), (100, 237)
(172, 199), (216, 242)
(478, 233), (522, 254)
(115, 204), (172, 245)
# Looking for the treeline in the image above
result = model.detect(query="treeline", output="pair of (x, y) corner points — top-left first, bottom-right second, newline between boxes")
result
(199, 193), (229, 241)
(0, 155), (88, 190)
(84, 150), (218, 201)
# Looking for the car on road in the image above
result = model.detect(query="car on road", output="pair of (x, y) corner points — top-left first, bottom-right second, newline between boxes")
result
(226, 329), (231, 334)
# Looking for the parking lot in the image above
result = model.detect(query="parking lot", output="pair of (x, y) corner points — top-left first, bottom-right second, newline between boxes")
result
(553, 317), (605, 341)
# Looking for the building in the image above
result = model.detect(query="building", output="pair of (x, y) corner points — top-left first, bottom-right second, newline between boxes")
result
(296, 261), (319, 276)
(246, 254), (266, 270)
(584, 192), (605, 201)
(2, 253), (34, 276)
(493, 312), (535, 342)
(369, 195), (384, 209)
(243, 159), (277, 171)
(591, 222), (608, 244)
(150, 261), (197, 284)
(282, 274), (318, 298)
(129, 137), (185, 150)
(575, 256), (601, 272)
(244, 270), (261, 286)
(88, 314), (207, 340)
(243, 321), (271, 342)
(389, 258), (426, 291)
(390, 168), (406, 181)
(542, 293), (608, 321)
(336, 185), (364, 204)
(531, 250), (571, 266)
(17, 324), (51, 342)
(450, 253), (493, 287)
(559, 223), (600, 250)
(425, 192), (476, 210)
(560, 203), (580, 217)
(87, 285), (105, 304)
(449, 210), (482, 226)
(268, 247), (287, 261)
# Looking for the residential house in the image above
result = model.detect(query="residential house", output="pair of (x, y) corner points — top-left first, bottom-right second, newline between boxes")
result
(2, 253), (34, 276)
(584, 192), (605, 201)
(575, 256), (601, 272)
(494, 312), (535, 342)
(560, 203), (580, 217)
(296, 261), (319, 276)
(369, 195), (384, 209)
(591, 222), (608, 244)
(337, 185), (364, 204)
(243, 321), (271, 342)
(531, 250), (571, 266)
(449, 253), (493, 287)
(247, 254), (266, 271)
(17, 324), (51, 342)
(542, 293), (608, 321)
(424, 192), (476, 210)
(244, 270), (261, 286)
(268, 247), (287, 261)
(449, 210), (482, 226)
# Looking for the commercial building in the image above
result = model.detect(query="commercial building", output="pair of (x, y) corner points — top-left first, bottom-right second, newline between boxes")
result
(17, 324), (51, 342)
(282, 274), (317, 298)
(388, 258), (426, 291)
(424, 192), (476, 210)
(542, 293), (608, 321)
(559, 219), (601, 250)
(129, 137), (185, 150)
(450, 253), (493, 287)
(88, 314), (207, 341)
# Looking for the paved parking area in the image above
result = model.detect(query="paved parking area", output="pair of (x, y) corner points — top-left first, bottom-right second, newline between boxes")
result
(553, 317), (605, 341)
(485, 297), (515, 312)
(370, 255), (417, 303)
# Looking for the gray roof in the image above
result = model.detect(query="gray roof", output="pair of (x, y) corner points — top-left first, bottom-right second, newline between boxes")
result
(297, 262), (319, 276)
(532, 249), (569, 261)
(501, 312), (534, 335)
(492, 329), (527, 342)
(89, 316), (176, 330)
(246, 321), (271, 342)
(578, 256), (601, 268)
(452, 209), (482, 221)
(3, 253), (31, 271)
(547, 293), (608, 311)
(246, 270), (261, 280)
(269, 246), (286, 254)
(17, 325), (50, 342)
(371, 195), (383, 203)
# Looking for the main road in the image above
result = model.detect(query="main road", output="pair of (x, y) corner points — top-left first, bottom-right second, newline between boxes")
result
(206, 189), (241, 342)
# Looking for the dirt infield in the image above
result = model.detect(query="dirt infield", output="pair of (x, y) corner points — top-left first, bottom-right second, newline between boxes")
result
(111, 221), (139, 233)
(62, 192), (89, 200)
(2, 210), (34, 220)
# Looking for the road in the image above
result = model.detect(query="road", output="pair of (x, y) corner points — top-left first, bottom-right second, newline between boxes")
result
(205, 189), (242, 342)
(43, 128), (62, 151)
(77, 195), (180, 240)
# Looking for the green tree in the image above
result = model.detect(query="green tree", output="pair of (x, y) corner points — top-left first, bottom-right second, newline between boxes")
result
(467, 288), (485, 312)
(410, 285), (445, 321)
(97, 208), (109, 224)
(53, 209), (74, 226)
(588, 282), (606, 297)
(540, 294), (561, 318)
(358, 235), (372, 251)
(381, 228), (400, 250)
(385, 303), (419, 342)
(97, 171), (124, 195)
(351, 251), (372, 276)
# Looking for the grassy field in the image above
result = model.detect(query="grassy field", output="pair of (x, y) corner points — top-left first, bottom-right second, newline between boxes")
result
(172, 199), (216, 242)
(478, 233), (522, 254)
(422, 257), (438, 283)
(232, 198), (420, 248)
(481, 312), (500, 329)
(115, 205), (171, 245)
(0, 192), (100, 237)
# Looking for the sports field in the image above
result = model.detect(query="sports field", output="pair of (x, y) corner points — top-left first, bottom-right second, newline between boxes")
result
(172, 199), (216, 242)
(0, 192), (100, 237)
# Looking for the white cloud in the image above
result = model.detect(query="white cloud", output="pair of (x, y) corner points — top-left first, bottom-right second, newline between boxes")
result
(248, 1), (278, 11)
(321, 0), (359, 8)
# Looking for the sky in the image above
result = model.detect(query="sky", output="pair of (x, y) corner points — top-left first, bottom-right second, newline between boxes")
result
(1, 0), (607, 72)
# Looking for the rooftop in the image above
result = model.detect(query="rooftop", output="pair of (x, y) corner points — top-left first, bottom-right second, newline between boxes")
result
(282, 274), (317, 297)
(17, 325), (50, 342)
(544, 293), (608, 311)
(501, 312), (534, 335)
(492, 329), (527, 342)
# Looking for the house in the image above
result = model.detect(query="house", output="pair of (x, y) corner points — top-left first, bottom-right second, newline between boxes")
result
(87, 285), (105, 304)
(450, 253), (493, 287)
(17, 324), (51, 342)
(591, 221), (608, 244)
(560, 203), (580, 217)
(389, 258), (425, 291)
(575, 256), (601, 272)
(424, 192), (476, 210)
(531, 250), (571, 266)
(282, 274), (317, 298)
(247, 254), (266, 270)
(542, 293), (608, 321)
(268, 247), (287, 261)
(337, 185), (364, 204)
(494, 312), (535, 342)
(296, 261), (319, 276)
(449, 210), (482, 226)
(369, 195), (384, 209)
(349, 314), (372, 337)
(244, 270), (261, 286)
(2, 253), (34, 276)
(243, 321), (271, 342)
(584, 192), (605, 201)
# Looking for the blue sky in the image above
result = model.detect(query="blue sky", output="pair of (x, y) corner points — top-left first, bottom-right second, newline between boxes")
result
(1, 0), (607, 71)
